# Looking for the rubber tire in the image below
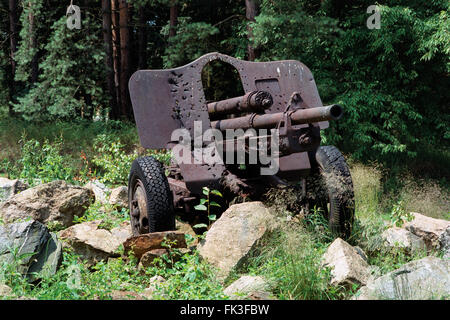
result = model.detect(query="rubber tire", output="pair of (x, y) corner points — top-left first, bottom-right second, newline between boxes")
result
(128, 156), (175, 234)
(311, 146), (355, 239)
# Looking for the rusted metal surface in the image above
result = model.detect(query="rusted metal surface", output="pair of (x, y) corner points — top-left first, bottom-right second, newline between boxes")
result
(129, 52), (340, 195)
(130, 179), (150, 235)
(129, 52), (328, 149)
(207, 91), (273, 117)
(210, 104), (342, 131)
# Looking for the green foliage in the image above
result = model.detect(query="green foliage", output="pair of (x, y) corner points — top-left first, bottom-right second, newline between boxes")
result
(14, 13), (106, 121)
(193, 186), (222, 228)
(15, 135), (74, 185)
(146, 149), (172, 166)
(140, 250), (227, 300)
(389, 200), (414, 227)
(91, 134), (137, 186)
(246, 224), (336, 300)
(72, 201), (129, 230)
(1, 0), (447, 167)
(14, 0), (44, 84)
(252, 0), (449, 161)
(161, 17), (219, 68)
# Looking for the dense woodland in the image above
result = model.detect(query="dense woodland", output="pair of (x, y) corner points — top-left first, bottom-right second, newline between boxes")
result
(0, 0), (449, 167)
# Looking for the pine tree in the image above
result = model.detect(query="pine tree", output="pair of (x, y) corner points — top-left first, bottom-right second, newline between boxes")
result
(13, 11), (106, 120)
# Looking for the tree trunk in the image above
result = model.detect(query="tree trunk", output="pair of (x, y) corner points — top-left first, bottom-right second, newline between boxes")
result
(28, 3), (38, 83)
(169, 1), (178, 38)
(111, 0), (121, 117)
(118, 0), (130, 118)
(8, 0), (18, 115)
(102, 0), (118, 119)
(137, 6), (147, 69)
(245, 0), (257, 61)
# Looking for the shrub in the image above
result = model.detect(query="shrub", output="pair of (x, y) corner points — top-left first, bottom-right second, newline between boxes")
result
(91, 134), (137, 186)
(15, 135), (75, 185)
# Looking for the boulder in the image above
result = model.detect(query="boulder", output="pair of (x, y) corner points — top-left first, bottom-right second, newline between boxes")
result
(0, 284), (13, 297)
(403, 213), (450, 250)
(439, 228), (449, 259)
(247, 291), (277, 300)
(0, 220), (62, 279)
(109, 186), (128, 210)
(59, 220), (130, 266)
(176, 219), (196, 238)
(0, 177), (28, 202)
(108, 290), (145, 300)
(0, 220), (49, 267)
(123, 231), (187, 260)
(224, 275), (274, 300)
(353, 257), (450, 300)
(110, 221), (133, 244)
(381, 227), (427, 252)
(354, 246), (368, 262)
(142, 276), (167, 300)
(198, 201), (276, 280)
(27, 232), (63, 282)
(176, 219), (198, 245)
(322, 238), (372, 287)
(139, 249), (169, 268)
(0, 180), (94, 228)
(85, 180), (109, 205)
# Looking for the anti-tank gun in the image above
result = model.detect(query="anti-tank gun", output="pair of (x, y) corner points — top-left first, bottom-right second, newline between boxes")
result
(127, 53), (354, 239)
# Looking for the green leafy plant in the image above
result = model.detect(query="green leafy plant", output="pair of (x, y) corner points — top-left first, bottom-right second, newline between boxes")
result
(193, 187), (223, 228)
(389, 200), (414, 227)
(16, 135), (74, 185)
(91, 134), (137, 185)
(72, 201), (128, 230)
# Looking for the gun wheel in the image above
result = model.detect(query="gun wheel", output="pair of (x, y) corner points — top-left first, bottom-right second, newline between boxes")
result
(309, 146), (355, 239)
(128, 156), (175, 235)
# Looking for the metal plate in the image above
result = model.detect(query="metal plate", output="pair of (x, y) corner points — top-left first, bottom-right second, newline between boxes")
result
(129, 52), (328, 149)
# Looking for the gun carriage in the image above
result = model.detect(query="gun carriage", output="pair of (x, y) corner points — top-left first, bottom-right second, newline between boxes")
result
(128, 53), (354, 239)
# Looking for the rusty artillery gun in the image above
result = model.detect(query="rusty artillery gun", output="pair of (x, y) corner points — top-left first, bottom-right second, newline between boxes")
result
(128, 53), (355, 239)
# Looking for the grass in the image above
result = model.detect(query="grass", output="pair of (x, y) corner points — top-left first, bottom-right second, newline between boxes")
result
(0, 116), (448, 300)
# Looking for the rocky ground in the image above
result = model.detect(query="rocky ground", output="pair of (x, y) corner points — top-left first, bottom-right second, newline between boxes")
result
(0, 177), (449, 300)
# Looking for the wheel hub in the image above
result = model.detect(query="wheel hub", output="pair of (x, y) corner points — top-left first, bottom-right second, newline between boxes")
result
(130, 180), (149, 235)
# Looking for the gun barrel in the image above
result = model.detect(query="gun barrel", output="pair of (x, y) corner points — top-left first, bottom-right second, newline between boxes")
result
(207, 91), (273, 116)
(210, 104), (343, 131)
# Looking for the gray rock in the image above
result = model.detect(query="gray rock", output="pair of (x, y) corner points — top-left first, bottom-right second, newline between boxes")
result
(142, 275), (166, 300)
(59, 220), (131, 266)
(0, 220), (62, 280)
(0, 284), (13, 297)
(176, 219), (198, 245)
(353, 256), (450, 300)
(404, 213), (450, 250)
(108, 290), (145, 300)
(0, 178), (28, 202)
(27, 232), (63, 281)
(322, 238), (372, 287)
(109, 186), (128, 210)
(382, 227), (427, 252)
(0, 180), (94, 228)
(110, 221), (132, 244)
(198, 202), (277, 280)
(224, 275), (274, 300)
(0, 220), (50, 269)
(438, 228), (449, 258)
(85, 180), (109, 205)
(354, 246), (368, 262)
